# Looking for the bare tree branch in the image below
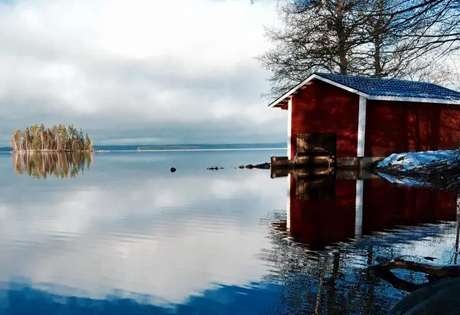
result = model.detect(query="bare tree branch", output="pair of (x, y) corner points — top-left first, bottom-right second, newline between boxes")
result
(258, 0), (460, 97)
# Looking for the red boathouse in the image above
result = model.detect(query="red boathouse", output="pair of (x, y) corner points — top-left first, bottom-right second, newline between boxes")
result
(269, 73), (460, 164)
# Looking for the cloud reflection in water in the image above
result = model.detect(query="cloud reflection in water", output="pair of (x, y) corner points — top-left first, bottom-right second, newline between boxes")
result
(0, 152), (287, 311)
(2, 151), (460, 314)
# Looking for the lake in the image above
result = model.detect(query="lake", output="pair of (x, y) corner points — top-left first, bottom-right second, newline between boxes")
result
(0, 149), (458, 314)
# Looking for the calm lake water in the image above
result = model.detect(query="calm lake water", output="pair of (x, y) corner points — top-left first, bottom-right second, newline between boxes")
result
(0, 149), (458, 314)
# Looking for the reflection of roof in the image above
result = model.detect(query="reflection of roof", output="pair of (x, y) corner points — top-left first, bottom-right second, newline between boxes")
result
(269, 73), (460, 108)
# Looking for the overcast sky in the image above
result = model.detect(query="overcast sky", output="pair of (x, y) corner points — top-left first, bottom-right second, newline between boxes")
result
(0, 0), (287, 146)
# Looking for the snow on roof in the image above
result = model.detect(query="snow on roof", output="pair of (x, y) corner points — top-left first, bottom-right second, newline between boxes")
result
(268, 73), (460, 108)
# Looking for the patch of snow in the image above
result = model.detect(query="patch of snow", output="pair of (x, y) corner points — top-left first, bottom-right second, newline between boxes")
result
(376, 150), (458, 171)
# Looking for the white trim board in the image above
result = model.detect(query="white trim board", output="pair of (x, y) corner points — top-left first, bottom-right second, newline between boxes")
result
(287, 98), (292, 158)
(267, 74), (460, 108)
(357, 96), (367, 158)
(268, 74), (369, 108)
(314, 75), (368, 98)
(268, 74), (317, 108)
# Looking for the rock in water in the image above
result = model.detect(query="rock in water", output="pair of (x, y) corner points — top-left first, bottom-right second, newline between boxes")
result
(242, 163), (270, 170)
(254, 162), (270, 169)
(207, 166), (223, 171)
(170, 167), (176, 173)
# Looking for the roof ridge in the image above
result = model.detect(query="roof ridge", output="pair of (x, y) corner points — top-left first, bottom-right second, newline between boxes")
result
(268, 72), (460, 108)
(314, 72), (459, 92)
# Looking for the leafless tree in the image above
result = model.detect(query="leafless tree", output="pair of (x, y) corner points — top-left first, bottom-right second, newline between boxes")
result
(258, 0), (460, 96)
(259, 0), (372, 95)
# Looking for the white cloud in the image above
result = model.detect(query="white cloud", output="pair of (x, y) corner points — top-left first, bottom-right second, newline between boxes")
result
(0, 0), (286, 145)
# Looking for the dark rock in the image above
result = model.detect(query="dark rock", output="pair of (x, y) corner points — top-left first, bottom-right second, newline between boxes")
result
(244, 162), (270, 169)
(207, 166), (222, 171)
(254, 162), (270, 169)
(170, 167), (176, 173)
(236, 162), (272, 170)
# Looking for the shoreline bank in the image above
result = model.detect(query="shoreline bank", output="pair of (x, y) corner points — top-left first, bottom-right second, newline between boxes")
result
(373, 150), (460, 190)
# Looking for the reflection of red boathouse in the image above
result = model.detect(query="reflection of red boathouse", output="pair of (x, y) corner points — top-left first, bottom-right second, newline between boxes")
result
(282, 174), (458, 250)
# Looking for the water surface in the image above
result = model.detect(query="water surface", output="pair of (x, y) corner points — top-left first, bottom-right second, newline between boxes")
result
(0, 149), (458, 314)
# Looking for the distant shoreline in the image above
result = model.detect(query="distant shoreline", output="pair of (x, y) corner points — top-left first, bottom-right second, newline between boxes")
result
(0, 143), (287, 153)
(0, 147), (286, 154)
(96, 147), (287, 153)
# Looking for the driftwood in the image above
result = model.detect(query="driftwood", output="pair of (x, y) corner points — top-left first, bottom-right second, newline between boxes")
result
(371, 258), (460, 291)
(373, 258), (460, 280)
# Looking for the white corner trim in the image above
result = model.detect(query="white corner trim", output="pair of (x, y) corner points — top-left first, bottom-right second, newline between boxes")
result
(268, 74), (316, 108)
(357, 96), (367, 158)
(268, 74), (370, 108)
(314, 76), (369, 98)
(268, 75), (460, 108)
(287, 98), (293, 159)
(355, 179), (363, 240)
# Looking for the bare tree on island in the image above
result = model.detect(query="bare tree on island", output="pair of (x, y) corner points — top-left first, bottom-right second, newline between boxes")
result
(256, 0), (460, 96)
(11, 124), (94, 152)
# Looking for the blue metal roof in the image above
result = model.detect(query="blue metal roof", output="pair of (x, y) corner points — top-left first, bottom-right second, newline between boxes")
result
(316, 73), (460, 101)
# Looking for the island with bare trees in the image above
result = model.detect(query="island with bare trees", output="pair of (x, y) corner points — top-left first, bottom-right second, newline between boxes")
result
(11, 124), (93, 152)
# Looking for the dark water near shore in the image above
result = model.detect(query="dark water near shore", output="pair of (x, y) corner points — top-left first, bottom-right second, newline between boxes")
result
(0, 149), (459, 314)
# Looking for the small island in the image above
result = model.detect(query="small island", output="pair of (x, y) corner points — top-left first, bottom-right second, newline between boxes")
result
(11, 124), (93, 152)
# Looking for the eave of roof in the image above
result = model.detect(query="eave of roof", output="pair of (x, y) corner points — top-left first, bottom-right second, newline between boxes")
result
(267, 74), (460, 108)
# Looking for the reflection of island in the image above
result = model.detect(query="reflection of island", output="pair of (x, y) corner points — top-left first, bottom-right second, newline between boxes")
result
(13, 152), (92, 179)
(273, 173), (457, 250)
